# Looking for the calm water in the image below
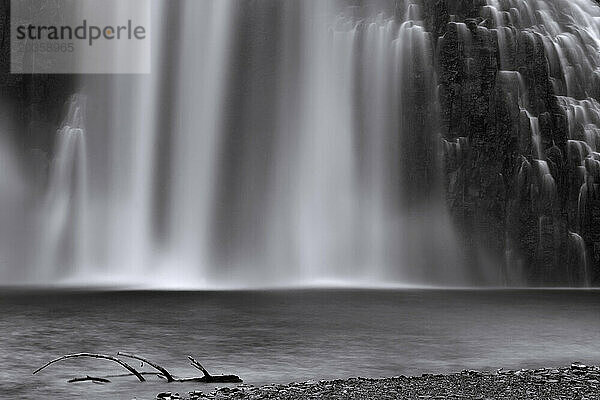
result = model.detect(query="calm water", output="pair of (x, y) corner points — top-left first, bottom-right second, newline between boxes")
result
(1, 289), (599, 399)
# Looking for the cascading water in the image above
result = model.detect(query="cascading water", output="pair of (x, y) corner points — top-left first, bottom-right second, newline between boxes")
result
(5, 0), (600, 287)
(36, 95), (88, 280)
(2, 0), (467, 288)
(0, 124), (27, 282)
(476, 0), (600, 284)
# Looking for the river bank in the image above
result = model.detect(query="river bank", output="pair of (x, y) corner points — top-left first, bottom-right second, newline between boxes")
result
(157, 363), (600, 400)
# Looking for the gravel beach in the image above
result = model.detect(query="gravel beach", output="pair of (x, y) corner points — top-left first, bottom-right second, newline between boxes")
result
(155, 363), (600, 400)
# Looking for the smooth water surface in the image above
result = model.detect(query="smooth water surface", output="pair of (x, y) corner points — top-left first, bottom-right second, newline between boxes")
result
(1, 289), (599, 399)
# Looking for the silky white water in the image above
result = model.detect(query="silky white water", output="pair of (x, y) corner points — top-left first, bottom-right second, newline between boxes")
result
(2, 0), (464, 288)
(4, 0), (600, 288)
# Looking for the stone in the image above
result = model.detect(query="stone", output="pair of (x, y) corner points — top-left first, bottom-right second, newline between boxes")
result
(571, 362), (588, 371)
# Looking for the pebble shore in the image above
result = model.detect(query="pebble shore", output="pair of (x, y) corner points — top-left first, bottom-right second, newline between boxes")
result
(156, 363), (600, 400)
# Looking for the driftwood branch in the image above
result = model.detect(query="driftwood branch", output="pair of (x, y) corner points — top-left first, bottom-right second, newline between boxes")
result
(33, 352), (242, 384)
(188, 356), (211, 377)
(67, 375), (111, 384)
(33, 353), (146, 382)
(104, 372), (164, 378)
(102, 372), (164, 379)
(117, 352), (175, 382)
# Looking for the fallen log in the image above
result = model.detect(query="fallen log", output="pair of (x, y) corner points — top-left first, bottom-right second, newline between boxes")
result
(33, 353), (146, 382)
(176, 375), (243, 383)
(117, 352), (175, 382)
(67, 375), (111, 384)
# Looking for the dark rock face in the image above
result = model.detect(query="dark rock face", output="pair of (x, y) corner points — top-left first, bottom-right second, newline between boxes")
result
(427, 0), (600, 286)
(438, 14), (508, 283)
(0, 0), (73, 178)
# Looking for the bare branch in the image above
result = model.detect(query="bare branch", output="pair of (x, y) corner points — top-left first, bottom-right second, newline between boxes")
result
(67, 375), (111, 384)
(187, 356), (211, 377)
(117, 352), (175, 382)
(33, 353), (146, 382)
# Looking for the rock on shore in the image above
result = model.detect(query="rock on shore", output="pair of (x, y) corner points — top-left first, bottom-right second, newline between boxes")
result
(156, 363), (600, 400)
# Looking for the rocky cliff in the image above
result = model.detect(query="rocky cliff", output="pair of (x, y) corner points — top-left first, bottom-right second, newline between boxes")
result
(426, 0), (600, 285)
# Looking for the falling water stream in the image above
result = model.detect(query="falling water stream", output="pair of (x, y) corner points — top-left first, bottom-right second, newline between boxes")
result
(3, 0), (600, 288)
(5, 0), (466, 288)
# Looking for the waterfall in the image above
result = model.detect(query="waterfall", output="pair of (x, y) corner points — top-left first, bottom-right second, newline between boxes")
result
(485, 0), (600, 150)
(569, 232), (589, 286)
(0, 125), (27, 282)
(480, 0), (600, 285)
(7, 0), (600, 288)
(36, 95), (89, 281)
(6, 0), (467, 288)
